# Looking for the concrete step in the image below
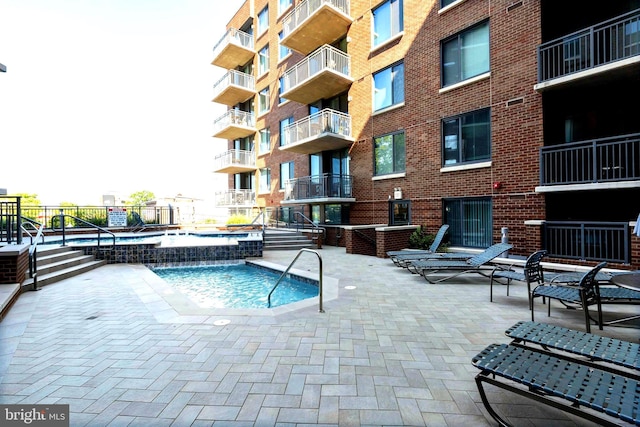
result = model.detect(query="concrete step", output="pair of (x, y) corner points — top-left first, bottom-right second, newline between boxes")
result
(22, 259), (107, 290)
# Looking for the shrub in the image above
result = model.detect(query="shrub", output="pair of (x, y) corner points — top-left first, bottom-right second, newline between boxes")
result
(226, 214), (251, 225)
(408, 226), (449, 251)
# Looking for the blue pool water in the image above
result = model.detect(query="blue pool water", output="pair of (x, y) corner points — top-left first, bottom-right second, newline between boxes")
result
(42, 233), (248, 247)
(151, 263), (319, 308)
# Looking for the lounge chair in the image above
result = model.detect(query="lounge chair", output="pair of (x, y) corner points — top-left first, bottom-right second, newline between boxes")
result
(409, 243), (513, 283)
(489, 250), (547, 306)
(531, 262), (606, 333)
(387, 224), (449, 266)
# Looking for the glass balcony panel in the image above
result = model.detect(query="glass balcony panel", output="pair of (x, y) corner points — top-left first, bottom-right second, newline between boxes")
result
(283, 174), (354, 202)
(214, 189), (256, 207)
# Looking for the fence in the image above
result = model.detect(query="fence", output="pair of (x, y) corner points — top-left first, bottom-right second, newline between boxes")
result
(543, 221), (630, 264)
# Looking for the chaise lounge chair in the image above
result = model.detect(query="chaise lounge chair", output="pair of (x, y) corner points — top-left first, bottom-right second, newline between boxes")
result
(387, 224), (449, 267)
(409, 243), (513, 283)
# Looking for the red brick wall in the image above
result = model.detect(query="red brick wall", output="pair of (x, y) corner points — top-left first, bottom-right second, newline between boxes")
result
(376, 227), (419, 258)
(0, 248), (29, 284)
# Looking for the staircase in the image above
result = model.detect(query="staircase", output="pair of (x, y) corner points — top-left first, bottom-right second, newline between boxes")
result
(263, 229), (317, 251)
(22, 245), (107, 291)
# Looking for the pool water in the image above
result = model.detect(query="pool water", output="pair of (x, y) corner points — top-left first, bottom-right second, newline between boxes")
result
(151, 263), (319, 309)
(42, 233), (248, 247)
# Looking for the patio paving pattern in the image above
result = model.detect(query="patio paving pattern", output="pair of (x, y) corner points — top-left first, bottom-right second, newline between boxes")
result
(1, 246), (638, 426)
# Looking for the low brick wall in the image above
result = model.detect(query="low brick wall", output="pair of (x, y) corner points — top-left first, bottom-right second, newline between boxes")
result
(375, 225), (420, 258)
(0, 244), (30, 284)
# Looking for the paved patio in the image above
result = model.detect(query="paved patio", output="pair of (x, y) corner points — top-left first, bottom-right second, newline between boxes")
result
(0, 246), (638, 426)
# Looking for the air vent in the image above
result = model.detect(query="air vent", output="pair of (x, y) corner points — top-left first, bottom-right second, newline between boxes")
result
(506, 97), (524, 107)
(507, 1), (523, 12)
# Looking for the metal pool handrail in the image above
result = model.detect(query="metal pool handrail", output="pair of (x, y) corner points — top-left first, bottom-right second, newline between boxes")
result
(267, 248), (324, 312)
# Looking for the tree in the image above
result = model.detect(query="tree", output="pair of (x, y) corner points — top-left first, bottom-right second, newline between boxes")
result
(127, 190), (155, 206)
(13, 193), (40, 206)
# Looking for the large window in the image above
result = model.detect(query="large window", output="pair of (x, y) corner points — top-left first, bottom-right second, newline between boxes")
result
(442, 108), (490, 166)
(259, 128), (270, 154)
(374, 131), (405, 175)
(279, 116), (293, 146)
(258, 45), (269, 76)
(257, 6), (269, 36)
(372, 0), (403, 48)
(258, 86), (270, 115)
(280, 161), (294, 189)
(259, 168), (271, 193)
(278, 31), (291, 61)
(442, 21), (489, 87)
(443, 197), (492, 248)
(373, 62), (404, 111)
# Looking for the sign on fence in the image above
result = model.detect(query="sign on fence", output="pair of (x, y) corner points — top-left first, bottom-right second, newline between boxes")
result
(108, 208), (127, 227)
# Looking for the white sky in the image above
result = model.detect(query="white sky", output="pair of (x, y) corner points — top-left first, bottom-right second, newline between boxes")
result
(0, 0), (244, 205)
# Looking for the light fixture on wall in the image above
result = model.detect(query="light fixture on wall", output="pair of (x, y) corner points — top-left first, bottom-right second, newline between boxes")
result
(493, 182), (502, 190)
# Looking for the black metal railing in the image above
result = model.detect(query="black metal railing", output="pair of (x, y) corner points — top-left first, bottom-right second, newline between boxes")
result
(284, 174), (353, 201)
(0, 196), (22, 244)
(538, 9), (640, 82)
(543, 221), (630, 264)
(19, 205), (175, 229)
(51, 213), (116, 249)
(540, 133), (640, 186)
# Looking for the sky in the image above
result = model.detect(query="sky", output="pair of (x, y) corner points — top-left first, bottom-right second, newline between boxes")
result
(0, 0), (245, 205)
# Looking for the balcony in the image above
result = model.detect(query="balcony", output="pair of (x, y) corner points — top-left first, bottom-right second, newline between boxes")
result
(283, 174), (354, 204)
(212, 149), (256, 174)
(543, 221), (630, 264)
(280, 109), (354, 154)
(537, 133), (640, 190)
(536, 9), (640, 90)
(214, 189), (256, 207)
(211, 28), (255, 69)
(212, 70), (255, 106)
(281, 0), (352, 55)
(280, 45), (352, 105)
(212, 110), (256, 140)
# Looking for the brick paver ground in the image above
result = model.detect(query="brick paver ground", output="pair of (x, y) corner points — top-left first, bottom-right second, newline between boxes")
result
(1, 246), (638, 426)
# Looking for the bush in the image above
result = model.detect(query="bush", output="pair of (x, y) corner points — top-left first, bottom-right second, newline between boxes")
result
(408, 226), (449, 251)
(226, 214), (251, 225)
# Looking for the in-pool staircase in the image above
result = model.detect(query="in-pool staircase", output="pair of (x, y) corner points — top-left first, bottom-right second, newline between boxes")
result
(22, 245), (107, 291)
(263, 229), (316, 251)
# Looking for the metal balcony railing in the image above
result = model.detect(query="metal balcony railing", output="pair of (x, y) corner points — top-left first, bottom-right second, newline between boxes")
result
(212, 28), (254, 60)
(543, 221), (630, 264)
(214, 189), (256, 207)
(284, 174), (353, 201)
(540, 133), (640, 186)
(281, 0), (350, 39)
(538, 9), (640, 82)
(281, 45), (350, 92)
(282, 109), (351, 146)
(212, 70), (255, 99)
(213, 110), (255, 133)
(213, 149), (256, 171)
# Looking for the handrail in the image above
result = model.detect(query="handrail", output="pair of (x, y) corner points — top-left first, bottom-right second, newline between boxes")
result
(267, 248), (324, 312)
(353, 229), (376, 246)
(22, 217), (45, 290)
(294, 212), (325, 248)
(20, 217), (45, 245)
(51, 211), (116, 250)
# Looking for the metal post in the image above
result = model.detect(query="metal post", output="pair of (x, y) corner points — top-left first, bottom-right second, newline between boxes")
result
(501, 227), (509, 257)
(59, 209), (66, 246)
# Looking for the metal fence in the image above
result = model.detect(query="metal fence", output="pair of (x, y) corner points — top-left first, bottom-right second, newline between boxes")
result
(538, 9), (640, 82)
(543, 221), (630, 264)
(212, 69), (255, 99)
(284, 174), (353, 201)
(283, 109), (352, 146)
(281, 44), (350, 92)
(20, 205), (175, 229)
(540, 133), (640, 186)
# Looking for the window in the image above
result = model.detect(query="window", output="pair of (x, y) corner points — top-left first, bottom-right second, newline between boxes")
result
(279, 116), (293, 146)
(372, 0), (403, 48)
(389, 200), (410, 225)
(374, 131), (405, 175)
(442, 20), (489, 87)
(442, 108), (490, 166)
(258, 87), (270, 115)
(278, 76), (287, 104)
(278, 0), (292, 16)
(259, 128), (270, 154)
(258, 45), (269, 75)
(278, 31), (291, 61)
(280, 161), (294, 189)
(440, 0), (459, 8)
(257, 6), (269, 36)
(259, 168), (271, 193)
(373, 62), (404, 111)
(443, 197), (492, 248)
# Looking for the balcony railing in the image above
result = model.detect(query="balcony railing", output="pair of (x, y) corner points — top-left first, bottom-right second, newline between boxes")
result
(214, 189), (256, 207)
(212, 109), (256, 140)
(212, 70), (255, 106)
(281, 0), (352, 54)
(538, 9), (640, 82)
(543, 221), (630, 264)
(284, 174), (353, 201)
(213, 149), (256, 174)
(211, 28), (255, 69)
(539, 133), (640, 186)
(280, 45), (352, 104)
(281, 109), (353, 154)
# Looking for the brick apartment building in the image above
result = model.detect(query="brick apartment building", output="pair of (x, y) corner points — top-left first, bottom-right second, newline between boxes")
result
(211, 0), (640, 269)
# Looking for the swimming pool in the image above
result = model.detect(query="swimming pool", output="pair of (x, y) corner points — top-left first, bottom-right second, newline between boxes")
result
(42, 232), (250, 247)
(151, 262), (319, 308)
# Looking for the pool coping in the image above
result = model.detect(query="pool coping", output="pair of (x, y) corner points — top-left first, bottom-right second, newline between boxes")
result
(132, 260), (339, 323)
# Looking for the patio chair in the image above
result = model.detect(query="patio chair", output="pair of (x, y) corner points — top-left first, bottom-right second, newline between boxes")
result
(387, 224), (449, 266)
(530, 262), (607, 333)
(409, 243), (513, 283)
(489, 250), (547, 307)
